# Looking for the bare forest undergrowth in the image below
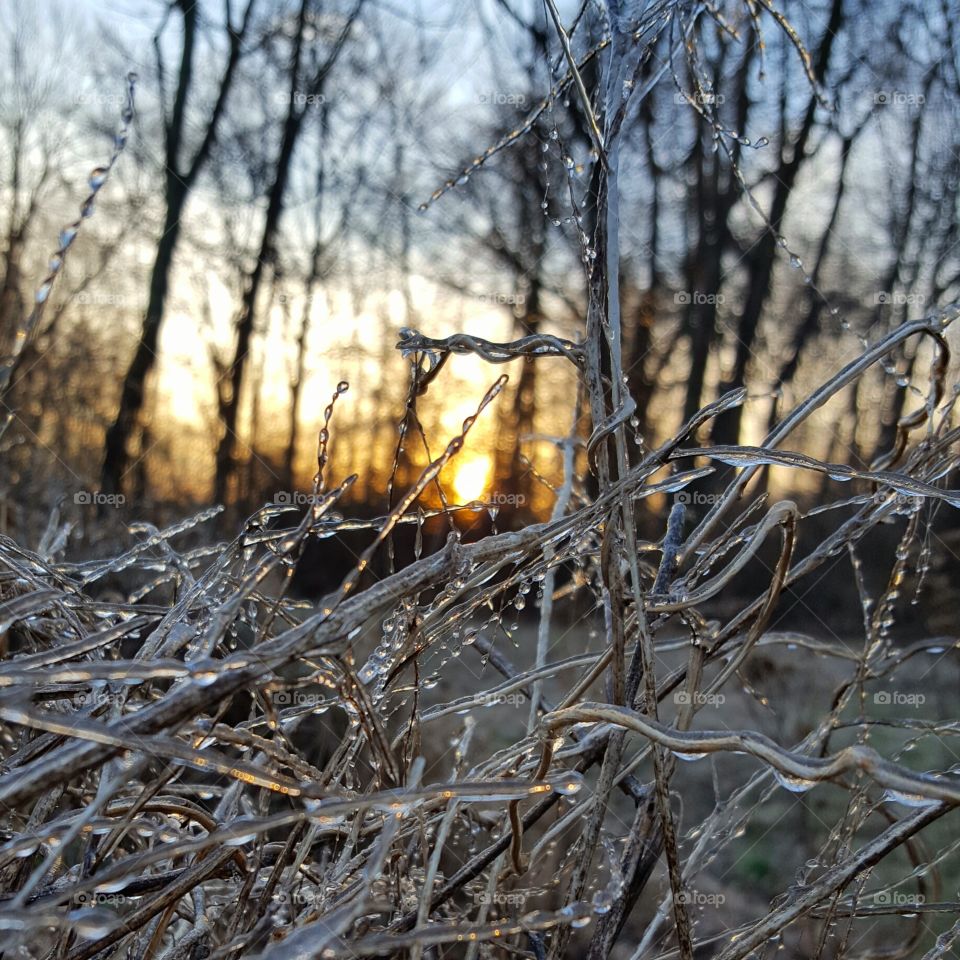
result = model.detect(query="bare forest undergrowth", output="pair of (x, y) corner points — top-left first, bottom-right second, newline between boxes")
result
(1, 3), (960, 960)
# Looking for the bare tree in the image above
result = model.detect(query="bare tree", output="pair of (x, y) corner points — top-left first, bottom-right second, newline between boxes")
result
(213, 0), (363, 508)
(0, 1), (79, 360)
(711, 0), (844, 447)
(101, 0), (258, 497)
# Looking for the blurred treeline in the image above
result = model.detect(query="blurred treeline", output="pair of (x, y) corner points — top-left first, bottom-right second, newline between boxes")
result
(0, 0), (958, 534)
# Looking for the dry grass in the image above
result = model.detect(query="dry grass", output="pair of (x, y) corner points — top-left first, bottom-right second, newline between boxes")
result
(0, 310), (958, 958)
(1, 4), (959, 958)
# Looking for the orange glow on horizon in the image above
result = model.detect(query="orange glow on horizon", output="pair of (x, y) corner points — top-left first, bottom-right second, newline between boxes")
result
(450, 454), (492, 503)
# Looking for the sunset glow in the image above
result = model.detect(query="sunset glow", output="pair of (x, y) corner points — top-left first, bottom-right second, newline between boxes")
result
(450, 455), (492, 504)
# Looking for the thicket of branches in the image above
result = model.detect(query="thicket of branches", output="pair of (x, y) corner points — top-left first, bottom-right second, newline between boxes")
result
(0, 0), (958, 519)
(0, 1), (959, 959)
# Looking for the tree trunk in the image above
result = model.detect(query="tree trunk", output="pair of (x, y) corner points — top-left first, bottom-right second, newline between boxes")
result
(712, 0), (844, 447)
(767, 131), (856, 434)
(214, 0), (359, 506)
(100, 0), (254, 497)
(214, 7), (309, 506)
(101, 185), (186, 497)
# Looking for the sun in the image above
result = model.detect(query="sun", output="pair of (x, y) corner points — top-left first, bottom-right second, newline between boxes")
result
(450, 455), (492, 503)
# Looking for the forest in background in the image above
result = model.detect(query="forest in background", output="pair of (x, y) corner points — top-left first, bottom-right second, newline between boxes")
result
(1, 0), (958, 535)
(2, 2), (960, 958)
